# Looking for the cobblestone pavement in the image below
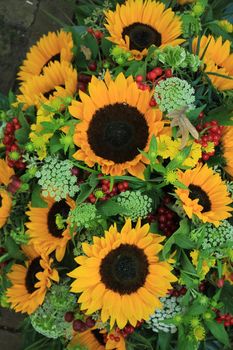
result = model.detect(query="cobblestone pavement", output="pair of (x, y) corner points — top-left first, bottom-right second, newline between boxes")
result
(0, 1), (75, 348)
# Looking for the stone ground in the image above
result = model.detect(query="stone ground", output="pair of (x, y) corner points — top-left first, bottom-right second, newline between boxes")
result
(0, 1), (76, 348)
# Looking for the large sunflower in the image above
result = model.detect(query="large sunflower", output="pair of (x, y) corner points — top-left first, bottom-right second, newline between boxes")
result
(70, 328), (125, 350)
(192, 35), (233, 91)
(26, 196), (75, 262)
(69, 72), (164, 179)
(17, 61), (77, 109)
(68, 218), (177, 329)
(0, 159), (14, 228)
(6, 244), (59, 314)
(175, 164), (232, 226)
(221, 126), (233, 177)
(104, 0), (184, 60)
(18, 30), (73, 82)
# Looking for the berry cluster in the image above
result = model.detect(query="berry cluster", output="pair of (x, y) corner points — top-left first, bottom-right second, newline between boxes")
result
(77, 73), (92, 92)
(3, 118), (25, 169)
(196, 117), (224, 161)
(135, 67), (173, 106)
(88, 177), (129, 203)
(87, 27), (104, 40)
(115, 320), (144, 339)
(215, 311), (233, 327)
(65, 312), (96, 332)
(168, 286), (187, 297)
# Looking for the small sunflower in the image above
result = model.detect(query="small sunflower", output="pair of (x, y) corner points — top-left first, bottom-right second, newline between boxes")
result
(18, 30), (73, 82)
(26, 196), (75, 262)
(69, 72), (164, 179)
(0, 160), (14, 228)
(104, 0), (184, 60)
(176, 164), (233, 226)
(17, 61), (77, 109)
(68, 218), (177, 329)
(193, 35), (233, 91)
(221, 126), (233, 177)
(70, 328), (125, 350)
(6, 244), (59, 314)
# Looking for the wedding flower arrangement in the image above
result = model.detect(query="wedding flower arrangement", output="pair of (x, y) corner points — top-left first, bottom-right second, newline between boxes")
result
(0, 0), (233, 349)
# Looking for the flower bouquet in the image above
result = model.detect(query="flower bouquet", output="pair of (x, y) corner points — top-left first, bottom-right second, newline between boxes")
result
(0, 0), (233, 349)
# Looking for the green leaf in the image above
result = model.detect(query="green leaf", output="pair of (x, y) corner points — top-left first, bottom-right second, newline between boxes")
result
(219, 282), (233, 314)
(15, 111), (30, 144)
(97, 199), (125, 217)
(166, 145), (192, 172)
(101, 37), (113, 56)
(186, 105), (206, 122)
(205, 105), (233, 125)
(204, 320), (230, 347)
(162, 219), (192, 258)
(5, 236), (25, 261)
(76, 183), (93, 205)
(31, 185), (48, 208)
(187, 300), (208, 316)
(82, 33), (99, 59)
(157, 331), (172, 350)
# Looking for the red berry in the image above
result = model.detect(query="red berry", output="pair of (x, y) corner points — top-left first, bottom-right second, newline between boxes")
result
(165, 68), (172, 78)
(210, 120), (218, 125)
(135, 75), (144, 83)
(71, 167), (79, 176)
(147, 71), (157, 81)
(153, 67), (163, 76)
(64, 312), (74, 323)
(124, 325), (134, 334)
(87, 27), (94, 34)
(202, 135), (208, 143)
(216, 278), (225, 288)
(158, 215), (166, 223)
(110, 334), (115, 341)
(85, 317), (95, 328)
(94, 30), (103, 39)
(216, 317), (222, 323)
(196, 124), (203, 131)
(149, 98), (157, 107)
(198, 111), (205, 119)
(118, 183), (124, 192)
(122, 181), (129, 189)
(78, 82), (86, 92)
(115, 336), (120, 342)
(79, 73), (92, 83)
(202, 153), (210, 161)
(88, 62), (97, 71)
(73, 320), (87, 332)
(204, 122), (211, 129)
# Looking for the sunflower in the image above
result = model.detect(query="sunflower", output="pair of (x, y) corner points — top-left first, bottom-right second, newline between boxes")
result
(104, 0), (184, 60)
(26, 196), (75, 262)
(192, 35), (233, 91)
(68, 218), (177, 329)
(175, 164), (233, 226)
(70, 328), (125, 350)
(17, 61), (77, 109)
(0, 190), (12, 229)
(221, 126), (233, 177)
(18, 30), (73, 82)
(0, 160), (14, 228)
(6, 244), (59, 314)
(69, 72), (164, 179)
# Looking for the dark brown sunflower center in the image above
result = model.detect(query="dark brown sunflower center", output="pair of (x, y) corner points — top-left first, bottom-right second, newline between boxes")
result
(100, 243), (149, 295)
(91, 329), (106, 346)
(43, 84), (65, 99)
(122, 22), (162, 52)
(25, 257), (43, 294)
(41, 53), (61, 73)
(188, 184), (211, 213)
(0, 195), (2, 207)
(87, 103), (149, 163)
(47, 199), (70, 237)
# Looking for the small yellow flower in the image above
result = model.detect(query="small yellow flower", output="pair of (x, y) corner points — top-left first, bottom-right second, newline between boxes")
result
(190, 250), (216, 279)
(217, 20), (233, 33)
(203, 142), (215, 153)
(157, 135), (177, 159)
(165, 170), (178, 184)
(193, 325), (206, 341)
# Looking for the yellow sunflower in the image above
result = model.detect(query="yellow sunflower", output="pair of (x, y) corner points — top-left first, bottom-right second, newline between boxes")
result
(221, 126), (233, 177)
(175, 164), (233, 226)
(69, 72), (164, 179)
(104, 0), (184, 60)
(0, 159), (14, 228)
(69, 328), (125, 350)
(26, 196), (75, 262)
(6, 244), (59, 314)
(18, 30), (74, 82)
(0, 189), (12, 229)
(192, 35), (233, 91)
(68, 218), (177, 329)
(17, 61), (77, 109)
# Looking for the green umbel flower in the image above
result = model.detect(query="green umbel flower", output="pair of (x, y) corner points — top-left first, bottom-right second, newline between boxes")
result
(202, 221), (233, 252)
(116, 190), (152, 221)
(146, 296), (182, 334)
(154, 78), (195, 113)
(74, 225), (104, 257)
(30, 282), (76, 339)
(181, 13), (201, 38)
(156, 46), (201, 72)
(69, 203), (100, 229)
(36, 156), (79, 201)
